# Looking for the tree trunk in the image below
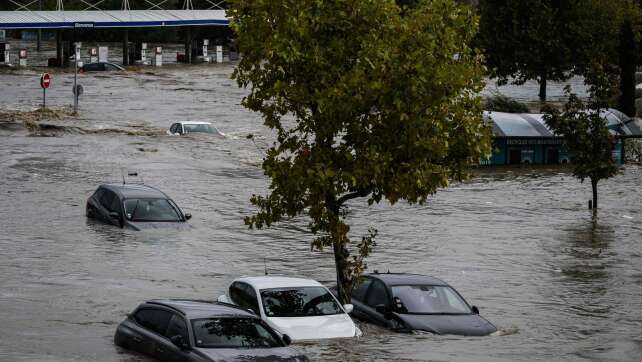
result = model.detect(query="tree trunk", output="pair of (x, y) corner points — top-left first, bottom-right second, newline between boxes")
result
(332, 239), (351, 304)
(539, 74), (547, 103)
(591, 177), (598, 210)
(618, 19), (636, 117)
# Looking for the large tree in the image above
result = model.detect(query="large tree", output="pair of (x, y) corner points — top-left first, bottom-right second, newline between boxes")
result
(479, 0), (575, 102)
(231, 0), (492, 302)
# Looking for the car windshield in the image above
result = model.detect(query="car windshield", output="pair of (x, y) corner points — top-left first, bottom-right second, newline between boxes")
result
(391, 285), (471, 314)
(124, 198), (181, 222)
(260, 287), (343, 317)
(183, 124), (215, 134)
(191, 318), (282, 349)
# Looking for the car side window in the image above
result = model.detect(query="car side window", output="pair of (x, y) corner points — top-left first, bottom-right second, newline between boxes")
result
(165, 314), (189, 342)
(230, 282), (260, 314)
(365, 280), (389, 308)
(134, 308), (172, 336)
(105, 63), (118, 71)
(99, 190), (115, 211)
(352, 277), (373, 302)
(93, 189), (105, 201)
(109, 195), (122, 213)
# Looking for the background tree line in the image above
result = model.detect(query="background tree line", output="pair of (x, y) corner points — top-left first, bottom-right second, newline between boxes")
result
(478, 0), (641, 116)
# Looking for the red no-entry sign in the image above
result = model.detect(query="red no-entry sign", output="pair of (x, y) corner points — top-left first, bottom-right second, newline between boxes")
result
(40, 73), (51, 89)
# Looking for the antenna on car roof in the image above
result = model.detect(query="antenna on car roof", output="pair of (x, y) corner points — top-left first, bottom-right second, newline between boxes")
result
(264, 258), (268, 276)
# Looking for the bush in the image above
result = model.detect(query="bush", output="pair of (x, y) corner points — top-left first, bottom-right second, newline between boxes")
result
(484, 94), (530, 113)
(626, 139), (642, 163)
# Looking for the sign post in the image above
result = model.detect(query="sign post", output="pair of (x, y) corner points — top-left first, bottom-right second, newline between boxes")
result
(73, 43), (80, 113)
(40, 73), (51, 109)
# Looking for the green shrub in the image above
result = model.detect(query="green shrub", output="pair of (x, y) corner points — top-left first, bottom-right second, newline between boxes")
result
(484, 94), (530, 113)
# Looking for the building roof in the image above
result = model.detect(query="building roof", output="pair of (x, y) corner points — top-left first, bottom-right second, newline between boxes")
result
(484, 109), (642, 138)
(146, 299), (255, 319)
(367, 273), (449, 287)
(0, 10), (228, 29)
(101, 183), (169, 199)
(237, 276), (325, 291)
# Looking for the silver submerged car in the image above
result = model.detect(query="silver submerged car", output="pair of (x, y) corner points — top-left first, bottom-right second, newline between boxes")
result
(114, 299), (309, 362)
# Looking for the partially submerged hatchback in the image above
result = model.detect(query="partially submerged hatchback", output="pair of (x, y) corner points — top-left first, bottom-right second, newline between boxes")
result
(114, 299), (308, 362)
(167, 121), (225, 137)
(86, 183), (191, 230)
(350, 272), (497, 336)
(218, 276), (361, 341)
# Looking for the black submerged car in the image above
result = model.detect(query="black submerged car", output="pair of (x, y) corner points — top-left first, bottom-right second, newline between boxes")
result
(115, 299), (308, 362)
(86, 184), (191, 230)
(350, 273), (497, 336)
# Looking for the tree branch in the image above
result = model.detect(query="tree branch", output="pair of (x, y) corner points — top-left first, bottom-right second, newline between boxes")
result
(337, 189), (371, 207)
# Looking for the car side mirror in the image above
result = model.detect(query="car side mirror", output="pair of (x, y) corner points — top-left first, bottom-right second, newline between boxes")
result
(184, 213), (192, 220)
(471, 305), (479, 315)
(375, 304), (393, 320)
(343, 304), (354, 314)
(108, 211), (119, 219)
(282, 334), (292, 346)
(170, 335), (189, 349)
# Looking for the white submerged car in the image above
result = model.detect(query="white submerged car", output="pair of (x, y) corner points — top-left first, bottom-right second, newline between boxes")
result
(167, 121), (225, 136)
(217, 276), (361, 341)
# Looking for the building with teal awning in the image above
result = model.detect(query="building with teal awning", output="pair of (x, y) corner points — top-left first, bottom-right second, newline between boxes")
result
(482, 109), (642, 166)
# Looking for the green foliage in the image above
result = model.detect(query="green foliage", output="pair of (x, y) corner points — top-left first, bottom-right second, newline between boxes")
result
(484, 94), (530, 113)
(230, 0), (492, 302)
(543, 65), (619, 209)
(478, 0), (576, 101)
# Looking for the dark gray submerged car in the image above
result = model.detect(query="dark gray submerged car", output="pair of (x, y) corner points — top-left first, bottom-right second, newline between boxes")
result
(115, 299), (309, 362)
(86, 184), (191, 230)
(350, 273), (497, 336)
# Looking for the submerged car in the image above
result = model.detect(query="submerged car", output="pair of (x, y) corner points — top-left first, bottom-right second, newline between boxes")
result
(167, 121), (225, 136)
(114, 299), (308, 362)
(86, 183), (191, 230)
(350, 272), (497, 336)
(80, 62), (125, 72)
(218, 276), (361, 341)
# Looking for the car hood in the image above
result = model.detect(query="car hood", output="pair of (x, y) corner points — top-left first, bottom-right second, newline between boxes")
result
(395, 313), (496, 336)
(125, 221), (191, 231)
(267, 314), (357, 341)
(192, 347), (306, 362)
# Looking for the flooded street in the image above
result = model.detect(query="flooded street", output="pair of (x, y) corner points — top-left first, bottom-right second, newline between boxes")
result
(1, 63), (641, 362)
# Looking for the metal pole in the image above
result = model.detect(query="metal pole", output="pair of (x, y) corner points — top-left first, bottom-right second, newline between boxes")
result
(37, 0), (42, 52)
(74, 45), (78, 113)
(43, 87), (46, 109)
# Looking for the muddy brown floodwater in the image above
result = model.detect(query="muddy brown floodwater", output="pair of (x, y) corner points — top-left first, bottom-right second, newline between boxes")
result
(0, 61), (640, 362)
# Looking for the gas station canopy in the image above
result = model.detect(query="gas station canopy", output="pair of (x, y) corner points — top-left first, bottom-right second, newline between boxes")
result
(0, 10), (228, 29)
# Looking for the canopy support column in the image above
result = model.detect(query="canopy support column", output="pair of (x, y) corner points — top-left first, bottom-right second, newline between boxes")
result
(123, 29), (129, 66)
(56, 30), (63, 67)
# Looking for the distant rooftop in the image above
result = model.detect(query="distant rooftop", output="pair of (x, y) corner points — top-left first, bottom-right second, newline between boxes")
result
(0, 10), (228, 29)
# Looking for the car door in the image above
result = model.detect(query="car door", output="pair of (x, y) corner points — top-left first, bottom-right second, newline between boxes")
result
(350, 277), (373, 321)
(132, 308), (173, 358)
(362, 279), (392, 327)
(161, 313), (191, 362)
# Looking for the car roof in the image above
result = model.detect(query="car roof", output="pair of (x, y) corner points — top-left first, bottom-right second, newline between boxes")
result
(180, 121), (212, 125)
(365, 272), (449, 287)
(144, 299), (257, 319)
(100, 183), (169, 199)
(236, 276), (325, 290)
